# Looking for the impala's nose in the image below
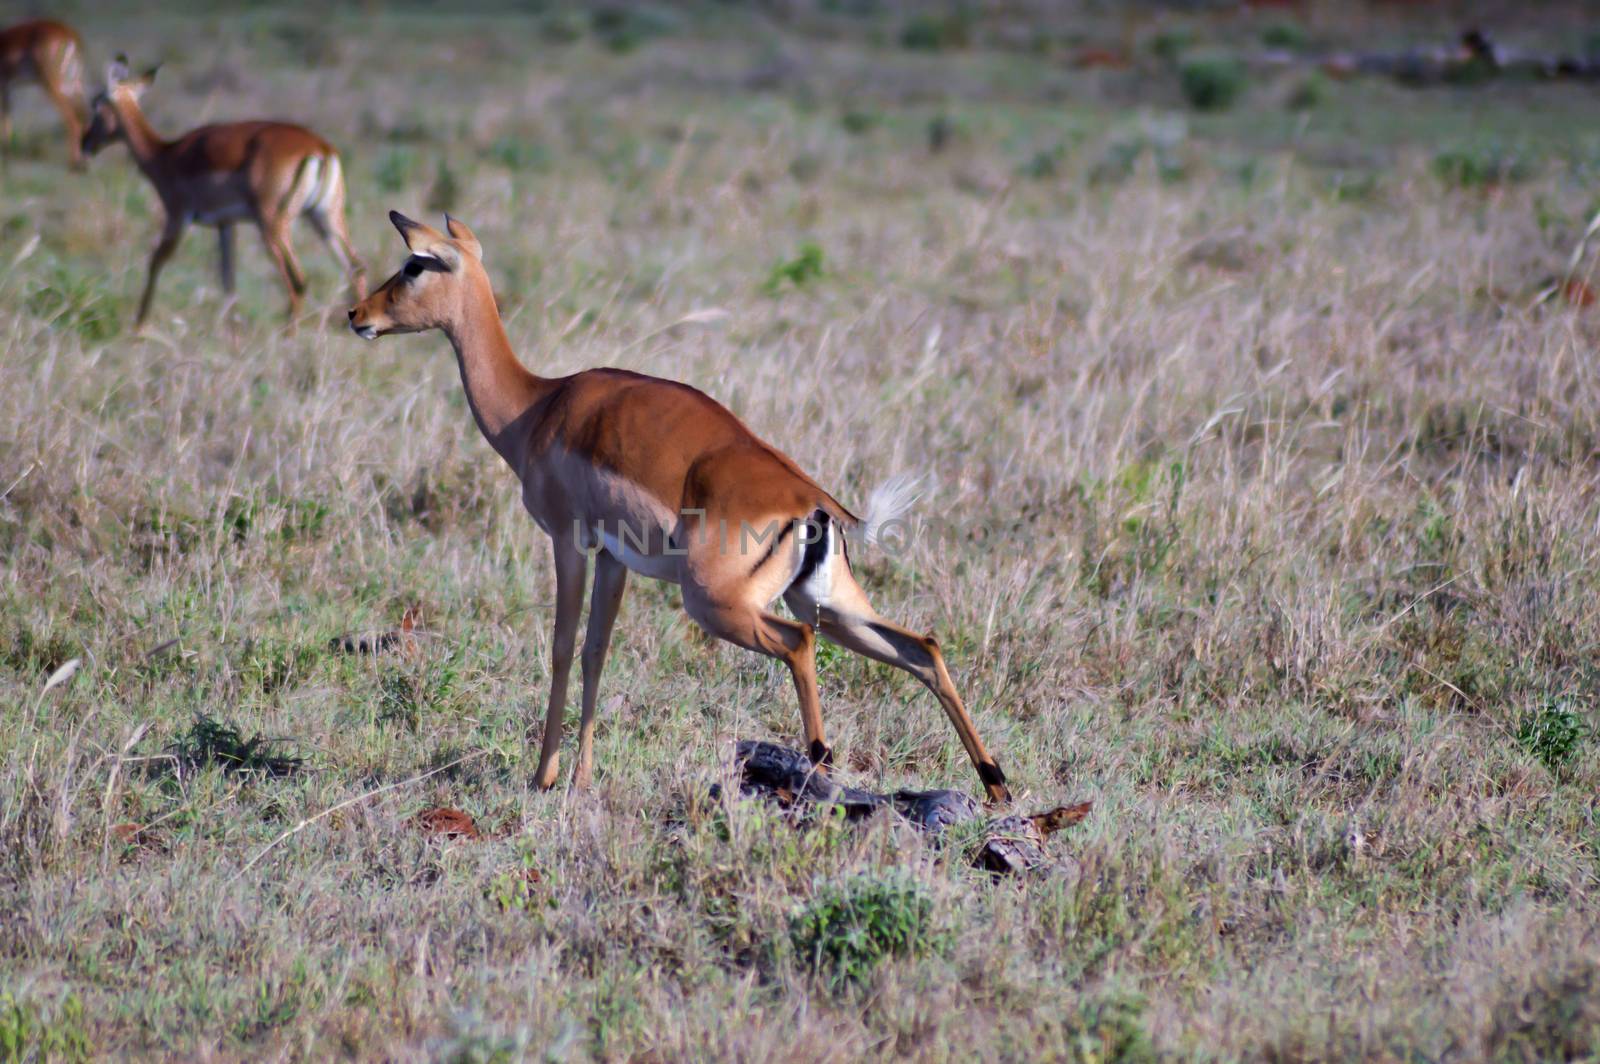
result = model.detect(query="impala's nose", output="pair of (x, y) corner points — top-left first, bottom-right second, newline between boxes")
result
(348, 307), (378, 340)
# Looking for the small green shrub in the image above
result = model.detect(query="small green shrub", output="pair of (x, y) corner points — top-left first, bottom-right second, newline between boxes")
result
(166, 714), (304, 778)
(839, 109), (878, 136)
(378, 652), (460, 731)
(487, 839), (552, 914)
(0, 993), (92, 1063)
(537, 9), (586, 45)
(1179, 58), (1248, 112)
(762, 242), (825, 295)
(1066, 991), (1156, 1063)
(591, 6), (678, 53)
(1286, 73), (1327, 110)
(486, 136), (552, 173)
(240, 637), (321, 695)
(1019, 145), (1064, 180)
(1517, 701), (1587, 771)
(1433, 145), (1534, 188)
(1148, 28), (1192, 64)
(1260, 23), (1309, 51)
(426, 159), (460, 213)
(790, 872), (941, 986)
(274, 21), (341, 67)
(899, 12), (971, 52)
(374, 148), (417, 194)
(25, 267), (119, 342)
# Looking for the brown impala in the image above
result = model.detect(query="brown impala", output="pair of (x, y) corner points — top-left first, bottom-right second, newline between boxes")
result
(0, 18), (86, 168)
(81, 58), (365, 327)
(348, 211), (1013, 803)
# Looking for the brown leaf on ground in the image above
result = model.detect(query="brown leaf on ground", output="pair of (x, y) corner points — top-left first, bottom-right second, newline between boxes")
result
(111, 822), (145, 843)
(412, 807), (480, 840)
(110, 823), (167, 858)
(1030, 801), (1093, 836)
(1072, 48), (1130, 70)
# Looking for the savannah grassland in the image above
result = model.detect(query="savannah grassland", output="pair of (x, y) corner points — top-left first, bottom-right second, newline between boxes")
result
(5, 1), (1600, 1059)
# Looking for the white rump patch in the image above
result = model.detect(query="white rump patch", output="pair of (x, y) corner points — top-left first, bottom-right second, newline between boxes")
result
(789, 517), (836, 609)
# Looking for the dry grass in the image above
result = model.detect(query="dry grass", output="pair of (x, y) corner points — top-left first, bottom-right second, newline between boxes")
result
(4, 2), (1600, 1060)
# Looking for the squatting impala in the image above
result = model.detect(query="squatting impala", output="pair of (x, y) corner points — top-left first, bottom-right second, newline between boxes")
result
(0, 19), (86, 168)
(347, 211), (1013, 803)
(81, 57), (366, 327)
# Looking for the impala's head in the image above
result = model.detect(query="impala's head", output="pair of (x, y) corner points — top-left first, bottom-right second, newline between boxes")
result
(348, 211), (486, 340)
(81, 55), (157, 157)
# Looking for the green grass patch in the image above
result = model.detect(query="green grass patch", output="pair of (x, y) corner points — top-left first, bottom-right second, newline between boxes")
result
(790, 872), (943, 987)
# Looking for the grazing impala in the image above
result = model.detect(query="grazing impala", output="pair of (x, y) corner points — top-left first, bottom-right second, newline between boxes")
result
(81, 58), (365, 327)
(348, 211), (1013, 803)
(0, 18), (86, 168)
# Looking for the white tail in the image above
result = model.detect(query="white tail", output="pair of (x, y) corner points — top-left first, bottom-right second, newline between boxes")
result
(860, 474), (923, 549)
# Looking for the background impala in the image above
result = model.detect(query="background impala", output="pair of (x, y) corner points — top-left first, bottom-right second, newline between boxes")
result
(0, 18), (85, 169)
(80, 57), (365, 327)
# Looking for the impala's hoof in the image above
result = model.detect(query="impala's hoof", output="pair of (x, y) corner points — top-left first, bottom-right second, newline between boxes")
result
(979, 761), (1010, 805)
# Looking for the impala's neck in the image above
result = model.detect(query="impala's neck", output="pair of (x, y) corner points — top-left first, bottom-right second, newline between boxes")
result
(441, 282), (546, 466)
(111, 95), (167, 171)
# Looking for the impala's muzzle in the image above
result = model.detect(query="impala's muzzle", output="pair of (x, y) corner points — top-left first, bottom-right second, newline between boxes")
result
(347, 304), (379, 340)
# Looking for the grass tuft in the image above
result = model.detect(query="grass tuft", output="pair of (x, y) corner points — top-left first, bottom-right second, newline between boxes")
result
(166, 715), (305, 778)
(789, 871), (942, 987)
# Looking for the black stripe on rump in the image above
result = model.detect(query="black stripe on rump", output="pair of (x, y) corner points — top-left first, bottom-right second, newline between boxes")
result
(790, 509), (831, 589)
(746, 520), (795, 576)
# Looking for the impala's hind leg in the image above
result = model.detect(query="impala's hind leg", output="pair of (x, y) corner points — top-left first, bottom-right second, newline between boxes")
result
(306, 176), (367, 300)
(573, 550), (628, 790)
(786, 554), (1010, 804)
(682, 579), (832, 771)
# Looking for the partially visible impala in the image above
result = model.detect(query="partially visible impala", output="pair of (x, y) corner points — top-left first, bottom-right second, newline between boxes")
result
(0, 18), (86, 168)
(81, 58), (365, 327)
(347, 211), (1014, 804)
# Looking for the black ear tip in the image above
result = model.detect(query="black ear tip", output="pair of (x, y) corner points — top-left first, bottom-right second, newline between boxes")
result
(389, 209), (413, 230)
(115, 52), (129, 64)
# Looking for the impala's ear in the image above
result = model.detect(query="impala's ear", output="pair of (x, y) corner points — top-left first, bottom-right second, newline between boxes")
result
(390, 210), (459, 269)
(124, 63), (159, 96)
(443, 215), (483, 262)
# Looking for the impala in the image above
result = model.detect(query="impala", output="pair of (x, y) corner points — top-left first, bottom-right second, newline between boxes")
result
(0, 18), (86, 168)
(347, 211), (1013, 803)
(81, 58), (366, 327)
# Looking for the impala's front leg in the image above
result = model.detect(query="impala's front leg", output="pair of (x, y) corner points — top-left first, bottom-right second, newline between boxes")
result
(218, 223), (236, 295)
(136, 216), (186, 327)
(534, 533), (587, 790)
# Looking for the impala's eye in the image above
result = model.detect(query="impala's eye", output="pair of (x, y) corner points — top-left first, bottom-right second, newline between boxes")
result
(403, 260), (424, 279)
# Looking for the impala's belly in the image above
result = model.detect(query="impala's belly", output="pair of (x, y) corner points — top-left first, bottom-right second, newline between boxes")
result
(176, 175), (254, 227)
(597, 528), (682, 582)
(191, 202), (252, 226)
(523, 451), (685, 583)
